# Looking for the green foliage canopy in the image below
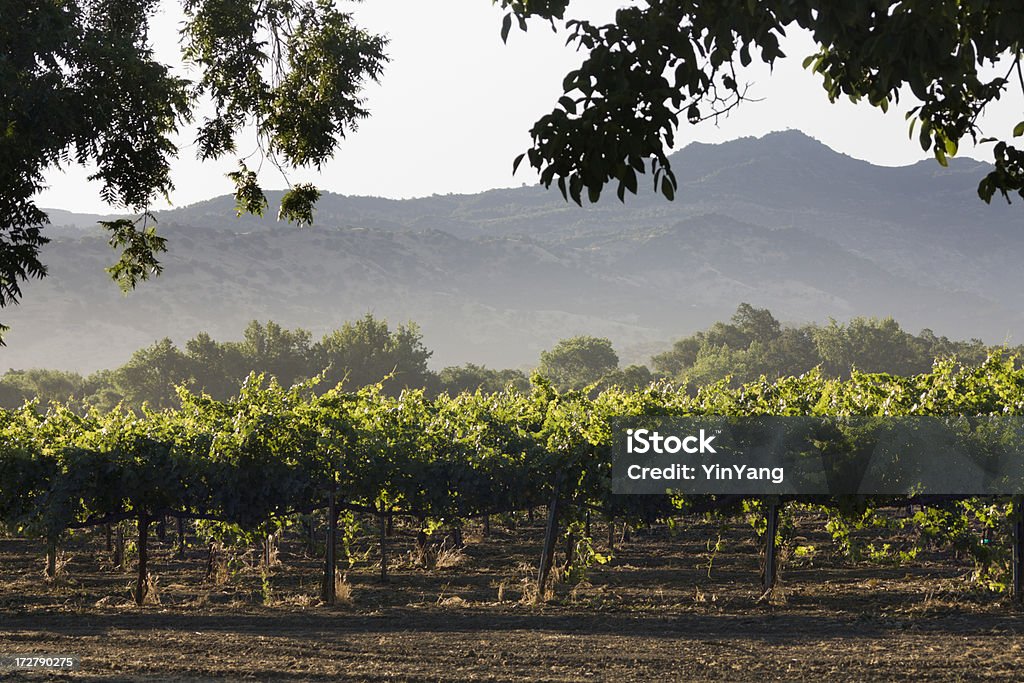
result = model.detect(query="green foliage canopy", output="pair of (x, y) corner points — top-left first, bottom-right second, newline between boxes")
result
(437, 363), (530, 395)
(0, 315), (438, 411)
(537, 335), (620, 392)
(504, 1), (1024, 205)
(1, 0), (387, 336)
(653, 303), (1000, 386)
(317, 314), (433, 394)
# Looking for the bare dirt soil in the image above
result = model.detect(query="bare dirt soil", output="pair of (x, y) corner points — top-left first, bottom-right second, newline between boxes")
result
(1, 513), (1022, 681)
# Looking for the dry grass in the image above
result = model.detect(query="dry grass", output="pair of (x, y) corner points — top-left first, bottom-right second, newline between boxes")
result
(519, 576), (554, 604)
(263, 535), (280, 568)
(755, 582), (788, 606)
(43, 550), (73, 583)
(434, 543), (468, 569)
(130, 573), (161, 606)
(334, 571), (354, 604)
(275, 593), (317, 608)
(436, 595), (467, 607)
(208, 545), (229, 586)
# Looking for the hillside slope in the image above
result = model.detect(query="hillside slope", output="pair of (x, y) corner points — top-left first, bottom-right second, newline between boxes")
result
(6, 130), (1022, 373)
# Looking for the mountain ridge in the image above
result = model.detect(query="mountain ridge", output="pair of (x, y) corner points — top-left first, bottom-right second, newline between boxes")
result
(13, 130), (1022, 374)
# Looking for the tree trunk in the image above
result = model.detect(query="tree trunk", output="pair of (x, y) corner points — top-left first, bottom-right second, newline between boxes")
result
(482, 514), (491, 538)
(135, 515), (151, 606)
(105, 523), (112, 553)
(607, 520), (615, 551)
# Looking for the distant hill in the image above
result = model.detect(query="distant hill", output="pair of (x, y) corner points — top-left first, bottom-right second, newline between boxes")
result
(5, 130), (1023, 373)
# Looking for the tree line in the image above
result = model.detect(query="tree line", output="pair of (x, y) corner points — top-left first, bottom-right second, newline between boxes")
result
(1, 305), (1016, 411)
(651, 303), (1013, 387)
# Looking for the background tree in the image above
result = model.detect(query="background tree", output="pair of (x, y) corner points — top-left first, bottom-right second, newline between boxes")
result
(114, 338), (192, 409)
(79, 369), (125, 413)
(732, 302), (783, 344)
(0, 369), (86, 409)
(0, 308), (1015, 408)
(653, 303), (784, 375)
(183, 331), (249, 401)
(537, 335), (619, 392)
(600, 363), (655, 391)
(812, 316), (933, 378)
(651, 303), (1016, 387)
(237, 321), (314, 389)
(437, 364), (530, 395)
(314, 314), (433, 395)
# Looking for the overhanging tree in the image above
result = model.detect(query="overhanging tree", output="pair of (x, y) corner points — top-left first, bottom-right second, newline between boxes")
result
(1, 0), (387, 337)
(501, 1), (1024, 205)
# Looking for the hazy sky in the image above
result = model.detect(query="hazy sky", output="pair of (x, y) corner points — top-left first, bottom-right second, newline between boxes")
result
(38, 0), (1022, 214)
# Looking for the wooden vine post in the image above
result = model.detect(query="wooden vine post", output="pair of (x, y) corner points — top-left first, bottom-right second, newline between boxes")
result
(113, 522), (124, 569)
(1013, 495), (1023, 604)
(262, 533), (274, 568)
(379, 502), (389, 583)
(306, 514), (317, 555)
(563, 526), (576, 570)
(537, 473), (564, 598)
(176, 517), (186, 560)
(415, 515), (429, 567)
(323, 490), (337, 605)
(45, 535), (57, 580)
(135, 514), (151, 606)
(451, 521), (464, 549)
(763, 498), (780, 594)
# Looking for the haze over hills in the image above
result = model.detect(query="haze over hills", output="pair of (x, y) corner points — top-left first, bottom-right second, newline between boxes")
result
(7, 129), (1024, 374)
